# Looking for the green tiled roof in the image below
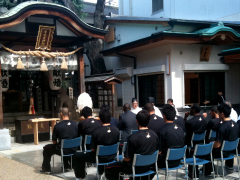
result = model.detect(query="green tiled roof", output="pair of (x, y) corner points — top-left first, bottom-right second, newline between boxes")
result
(219, 47), (240, 56)
(194, 22), (240, 37)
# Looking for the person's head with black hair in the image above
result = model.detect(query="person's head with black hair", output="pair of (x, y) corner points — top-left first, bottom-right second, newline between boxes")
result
(162, 104), (176, 122)
(60, 107), (70, 120)
(143, 103), (154, 114)
(99, 110), (111, 124)
(100, 104), (110, 112)
(218, 103), (231, 120)
(123, 103), (131, 112)
(190, 103), (201, 116)
(209, 106), (219, 119)
(81, 106), (92, 119)
(136, 110), (150, 127)
(132, 98), (139, 110)
(167, 98), (174, 105)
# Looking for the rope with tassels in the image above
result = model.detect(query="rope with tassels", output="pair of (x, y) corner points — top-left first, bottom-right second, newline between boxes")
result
(1, 44), (82, 58)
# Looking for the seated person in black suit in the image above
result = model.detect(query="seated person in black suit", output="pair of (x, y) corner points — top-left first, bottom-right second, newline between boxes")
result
(118, 103), (137, 143)
(143, 102), (165, 134)
(184, 104), (208, 179)
(40, 108), (78, 173)
(206, 106), (222, 143)
(205, 103), (239, 175)
(73, 110), (119, 179)
(100, 104), (118, 127)
(157, 104), (185, 168)
(106, 110), (159, 180)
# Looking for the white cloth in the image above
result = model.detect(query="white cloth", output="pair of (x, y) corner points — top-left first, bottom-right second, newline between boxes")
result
(172, 105), (179, 116)
(154, 106), (163, 118)
(230, 108), (238, 122)
(131, 107), (142, 114)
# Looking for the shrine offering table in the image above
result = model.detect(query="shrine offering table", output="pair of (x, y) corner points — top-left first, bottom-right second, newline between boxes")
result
(28, 118), (59, 145)
(15, 116), (48, 144)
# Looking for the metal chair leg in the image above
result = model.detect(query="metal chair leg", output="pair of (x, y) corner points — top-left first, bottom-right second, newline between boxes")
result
(203, 164), (205, 179)
(222, 161), (224, 180)
(176, 169), (178, 180)
(212, 161), (215, 179)
(237, 156), (240, 179)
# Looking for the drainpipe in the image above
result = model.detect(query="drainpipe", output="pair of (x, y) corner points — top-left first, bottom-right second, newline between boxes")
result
(116, 52), (137, 98)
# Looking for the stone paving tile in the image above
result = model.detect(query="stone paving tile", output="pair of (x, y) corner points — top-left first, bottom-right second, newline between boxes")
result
(0, 141), (240, 180)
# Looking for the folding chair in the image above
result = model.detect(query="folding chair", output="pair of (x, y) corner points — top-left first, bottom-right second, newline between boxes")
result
(118, 142), (127, 161)
(52, 136), (82, 174)
(159, 145), (187, 180)
(208, 129), (216, 141)
(131, 130), (138, 135)
(190, 130), (206, 147)
(185, 142), (215, 179)
(84, 135), (92, 152)
(95, 143), (119, 180)
(214, 138), (239, 179)
(119, 150), (159, 180)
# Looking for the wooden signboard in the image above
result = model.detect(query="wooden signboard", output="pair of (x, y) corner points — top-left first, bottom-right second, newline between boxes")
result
(35, 25), (55, 50)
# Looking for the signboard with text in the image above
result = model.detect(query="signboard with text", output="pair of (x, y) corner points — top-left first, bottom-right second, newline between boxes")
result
(35, 25), (55, 50)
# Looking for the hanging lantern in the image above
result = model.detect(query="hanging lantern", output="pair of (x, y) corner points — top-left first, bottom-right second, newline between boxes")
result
(49, 70), (62, 90)
(40, 57), (48, 71)
(17, 57), (25, 69)
(61, 57), (68, 70)
(1, 70), (9, 92)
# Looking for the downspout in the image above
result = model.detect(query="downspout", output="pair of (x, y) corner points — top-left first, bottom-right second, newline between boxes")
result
(116, 52), (137, 98)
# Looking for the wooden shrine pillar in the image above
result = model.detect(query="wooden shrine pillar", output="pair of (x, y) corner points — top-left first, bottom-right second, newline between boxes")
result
(108, 82), (117, 118)
(78, 49), (85, 94)
(0, 58), (3, 129)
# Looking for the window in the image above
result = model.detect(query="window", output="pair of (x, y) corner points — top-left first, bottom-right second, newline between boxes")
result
(184, 72), (225, 105)
(138, 74), (164, 107)
(152, 0), (164, 13)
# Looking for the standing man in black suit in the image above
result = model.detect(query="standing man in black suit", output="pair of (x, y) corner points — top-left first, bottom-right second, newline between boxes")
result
(118, 103), (138, 143)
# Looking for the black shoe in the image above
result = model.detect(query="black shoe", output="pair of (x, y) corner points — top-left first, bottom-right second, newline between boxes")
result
(40, 168), (51, 174)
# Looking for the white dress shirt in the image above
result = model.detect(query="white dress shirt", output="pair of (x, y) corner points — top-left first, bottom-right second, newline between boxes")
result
(230, 108), (238, 122)
(131, 106), (142, 114)
(154, 106), (163, 118)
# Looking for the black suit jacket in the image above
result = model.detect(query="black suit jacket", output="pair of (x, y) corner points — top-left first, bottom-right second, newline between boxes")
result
(117, 110), (138, 143)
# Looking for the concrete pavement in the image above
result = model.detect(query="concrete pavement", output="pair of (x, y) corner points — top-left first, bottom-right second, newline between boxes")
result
(0, 141), (240, 179)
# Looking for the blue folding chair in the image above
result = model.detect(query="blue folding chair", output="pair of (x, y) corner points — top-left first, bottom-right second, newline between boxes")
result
(95, 143), (119, 180)
(185, 142), (215, 179)
(131, 130), (138, 135)
(190, 130), (206, 147)
(208, 130), (217, 140)
(159, 145), (187, 180)
(84, 135), (92, 152)
(52, 136), (82, 174)
(214, 138), (239, 179)
(119, 150), (159, 180)
(118, 142), (127, 161)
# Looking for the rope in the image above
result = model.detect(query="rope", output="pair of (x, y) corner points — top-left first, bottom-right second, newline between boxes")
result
(1, 45), (82, 58)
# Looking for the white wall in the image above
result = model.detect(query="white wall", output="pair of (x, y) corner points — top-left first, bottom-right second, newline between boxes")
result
(225, 64), (240, 104)
(104, 23), (171, 49)
(119, 0), (240, 21)
(170, 44), (240, 107)
(122, 77), (134, 104)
